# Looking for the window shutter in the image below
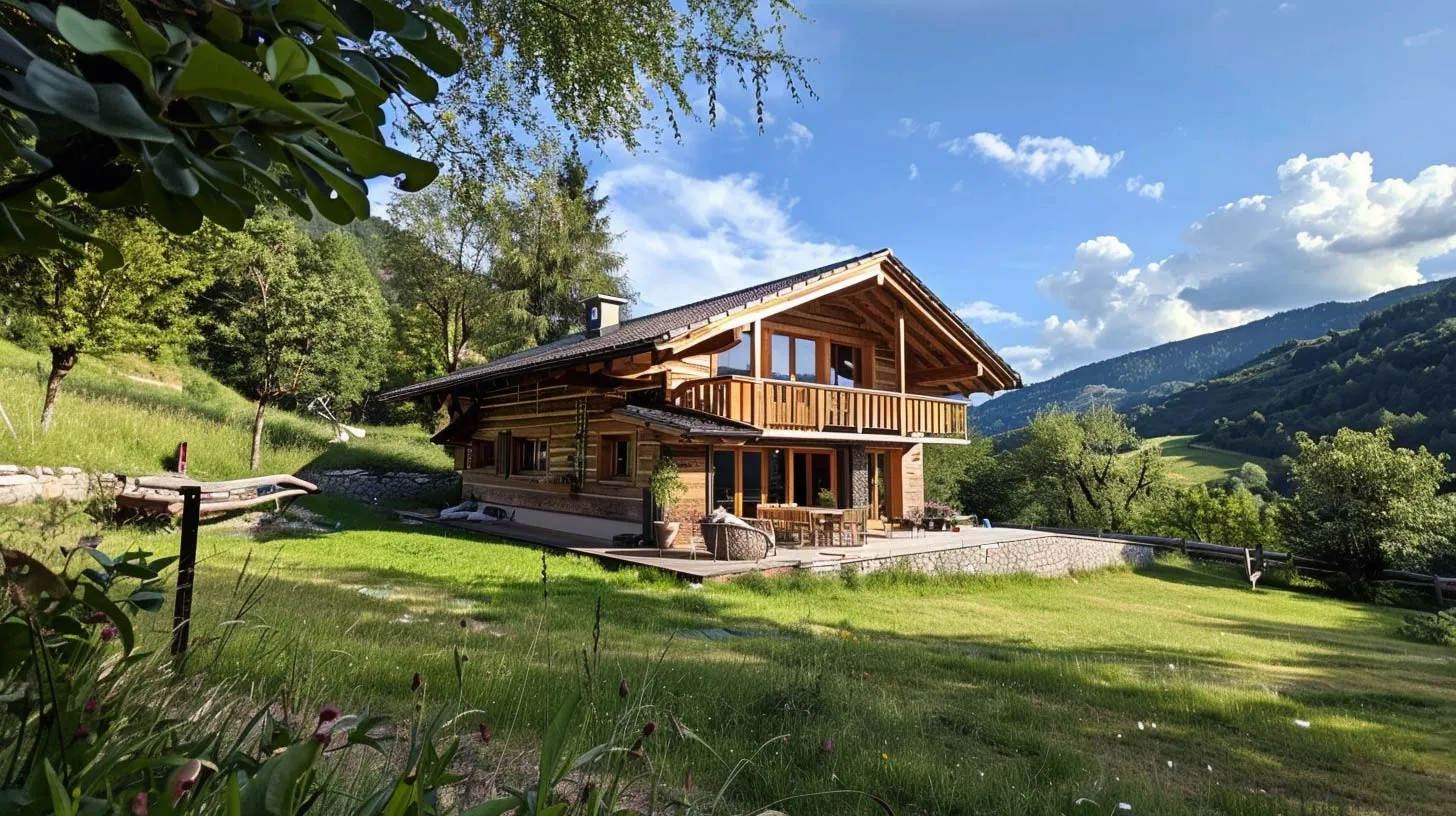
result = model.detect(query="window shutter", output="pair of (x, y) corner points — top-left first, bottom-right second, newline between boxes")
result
(497, 431), (511, 477)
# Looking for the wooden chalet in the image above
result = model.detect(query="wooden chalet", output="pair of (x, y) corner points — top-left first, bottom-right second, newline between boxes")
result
(379, 249), (1022, 544)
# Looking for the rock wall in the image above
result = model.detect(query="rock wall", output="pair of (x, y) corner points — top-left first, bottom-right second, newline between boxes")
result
(819, 534), (1155, 579)
(299, 469), (460, 504)
(0, 465), (117, 506)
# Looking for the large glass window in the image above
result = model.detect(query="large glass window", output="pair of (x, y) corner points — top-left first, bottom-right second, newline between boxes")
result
(740, 451), (763, 518)
(715, 327), (753, 376)
(829, 344), (861, 388)
(794, 337), (819, 383)
(792, 451), (835, 506)
(770, 334), (792, 380)
(767, 449), (787, 505)
(712, 450), (737, 512)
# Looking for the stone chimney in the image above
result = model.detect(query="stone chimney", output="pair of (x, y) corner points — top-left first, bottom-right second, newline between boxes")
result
(582, 294), (628, 337)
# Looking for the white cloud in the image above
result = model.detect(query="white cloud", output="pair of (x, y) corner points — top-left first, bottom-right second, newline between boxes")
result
(1276, 2), (1295, 12)
(1404, 28), (1444, 48)
(952, 180), (964, 193)
(925, 121), (942, 139)
(1031, 151), (1456, 374)
(891, 117), (918, 137)
(908, 163), (919, 181)
(998, 345), (1051, 377)
(777, 121), (814, 150)
(956, 300), (1027, 326)
(944, 132), (1124, 182)
(598, 164), (860, 312)
(1125, 176), (1165, 201)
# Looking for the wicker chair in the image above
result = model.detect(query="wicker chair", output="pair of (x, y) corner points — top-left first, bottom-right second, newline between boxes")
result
(700, 518), (776, 561)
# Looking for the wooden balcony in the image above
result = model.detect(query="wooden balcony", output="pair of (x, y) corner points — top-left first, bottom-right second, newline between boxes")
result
(670, 376), (968, 439)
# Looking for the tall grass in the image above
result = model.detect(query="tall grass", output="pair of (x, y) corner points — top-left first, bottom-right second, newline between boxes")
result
(0, 340), (449, 479)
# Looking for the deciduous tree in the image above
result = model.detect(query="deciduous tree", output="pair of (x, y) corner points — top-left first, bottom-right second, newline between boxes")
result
(0, 213), (205, 430)
(1278, 427), (1453, 578)
(1012, 406), (1165, 531)
(202, 215), (388, 469)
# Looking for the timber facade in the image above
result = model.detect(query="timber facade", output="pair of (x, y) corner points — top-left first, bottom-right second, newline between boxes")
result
(381, 250), (1022, 544)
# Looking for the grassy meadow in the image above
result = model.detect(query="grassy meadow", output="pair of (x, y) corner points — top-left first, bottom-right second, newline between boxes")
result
(13, 496), (1451, 815)
(1147, 435), (1274, 486)
(0, 340), (449, 479)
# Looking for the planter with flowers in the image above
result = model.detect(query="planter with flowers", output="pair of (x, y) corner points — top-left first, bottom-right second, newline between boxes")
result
(922, 502), (955, 531)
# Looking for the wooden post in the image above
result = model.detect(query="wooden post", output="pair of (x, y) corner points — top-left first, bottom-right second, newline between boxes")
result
(176, 441), (188, 476)
(896, 309), (906, 434)
(170, 485), (201, 657)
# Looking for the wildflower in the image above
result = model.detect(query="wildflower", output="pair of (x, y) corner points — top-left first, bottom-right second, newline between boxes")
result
(642, 722), (657, 737)
(1136, 721), (1145, 730)
(618, 678), (629, 698)
(822, 736), (834, 753)
(479, 722), (491, 744)
(411, 672), (422, 692)
(1166, 760), (1174, 768)
(316, 705), (340, 726)
(881, 752), (888, 760)
(168, 759), (202, 803)
(100, 625), (118, 642)
(84, 696), (98, 714)
(1294, 719), (1310, 728)
(131, 792), (148, 816)
(72, 726), (89, 742)
(312, 730), (331, 745)
(1118, 805), (1132, 812)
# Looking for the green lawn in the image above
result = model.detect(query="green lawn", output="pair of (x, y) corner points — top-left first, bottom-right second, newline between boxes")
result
(1147, 435), (1274, 486)
(0, 340), (449, 479)
(27, 497), (1452, 816)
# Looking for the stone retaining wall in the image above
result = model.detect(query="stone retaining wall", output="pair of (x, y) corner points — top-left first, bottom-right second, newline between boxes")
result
(298, 469), (459, 504)
(816, 534), (1155, 579)
(0, 465), (117, 506)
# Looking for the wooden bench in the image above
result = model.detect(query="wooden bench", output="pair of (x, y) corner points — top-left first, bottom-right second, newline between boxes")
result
(116, 474), (318, 518)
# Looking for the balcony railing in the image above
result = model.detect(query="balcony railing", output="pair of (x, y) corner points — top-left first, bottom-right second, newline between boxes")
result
(670, 376), (968, 438)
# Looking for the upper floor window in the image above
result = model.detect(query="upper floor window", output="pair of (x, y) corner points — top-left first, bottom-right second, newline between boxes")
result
(769, 332), (820, 383)
(829, 343), (861, 388)
(715, 326), (753, 376)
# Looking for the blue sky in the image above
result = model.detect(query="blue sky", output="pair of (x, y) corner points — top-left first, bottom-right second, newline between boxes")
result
(577, 0), (1456, 384)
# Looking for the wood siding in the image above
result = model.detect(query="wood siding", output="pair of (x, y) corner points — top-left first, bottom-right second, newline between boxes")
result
(671, 376), (968, 438)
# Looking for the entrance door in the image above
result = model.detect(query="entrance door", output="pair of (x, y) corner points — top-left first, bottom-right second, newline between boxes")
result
(867, 449), (898, 520)
(741, 450), (763, 518)
(712, 450), (736, 513)
(792, 451), (835, 507)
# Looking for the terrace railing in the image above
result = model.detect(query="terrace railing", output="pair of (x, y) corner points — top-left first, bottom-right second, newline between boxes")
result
(670, 375), (968, 438)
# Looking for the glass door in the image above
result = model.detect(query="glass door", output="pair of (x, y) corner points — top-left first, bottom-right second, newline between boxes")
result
(869, 451), (890, 519)
(741, 451), (763, 518)
(712, 450), (736, 513)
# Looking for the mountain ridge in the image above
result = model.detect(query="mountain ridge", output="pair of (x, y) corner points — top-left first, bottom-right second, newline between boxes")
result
(971, 278), (1450, 434)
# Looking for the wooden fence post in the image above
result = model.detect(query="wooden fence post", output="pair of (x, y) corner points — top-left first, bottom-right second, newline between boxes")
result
(170, 485), (201, 657)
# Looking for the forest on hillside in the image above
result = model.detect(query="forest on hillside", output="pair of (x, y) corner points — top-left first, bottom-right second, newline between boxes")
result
(1132, 280), (1456, 461)
(971, 279), (1447, 434)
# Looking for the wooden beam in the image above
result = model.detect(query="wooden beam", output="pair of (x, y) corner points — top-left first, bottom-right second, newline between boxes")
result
(908, 363), (983, 386)
(750, 319), (762, 377)
(897, 308), (907, 433)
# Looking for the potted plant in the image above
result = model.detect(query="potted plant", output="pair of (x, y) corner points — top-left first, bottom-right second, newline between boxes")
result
(922, 501), (955, 531)
(649, 455), (688, 548)
(816, 487), (837, 508)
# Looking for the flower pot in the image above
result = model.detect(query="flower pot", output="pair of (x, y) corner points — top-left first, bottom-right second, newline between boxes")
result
(653, 520), (683, 549)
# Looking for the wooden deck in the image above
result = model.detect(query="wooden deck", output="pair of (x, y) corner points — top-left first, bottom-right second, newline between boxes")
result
(397, 510), (1061, 581)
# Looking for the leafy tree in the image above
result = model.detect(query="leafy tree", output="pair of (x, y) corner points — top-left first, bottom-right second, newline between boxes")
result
(0, 0), (458, 260)
(383, 176), (504, 374)
(402, 1), (811, 182)
(2, 1), (811, 263)
(0, 212), (205, 430)
(924, 432), (1000, 512)
(492, 153), (633, 345)
(1136, 484), (1276, 549)
(202, 214), (388, 469)
(1278, 427), (1453, 578)
(1236, 461), (1270, 493)
(1011, 406), (1165, 531)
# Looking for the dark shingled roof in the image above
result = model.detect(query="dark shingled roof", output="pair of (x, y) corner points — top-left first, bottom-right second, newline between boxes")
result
(612, 405), (763, 439)
(378, 249), (891, 401)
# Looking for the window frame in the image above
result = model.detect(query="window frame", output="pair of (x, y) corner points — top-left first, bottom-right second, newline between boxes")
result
(767, 330), (821, 384)
(712, 326), (755, 377)
(597, 434), (633, 481)
(512, 437), (550, 473)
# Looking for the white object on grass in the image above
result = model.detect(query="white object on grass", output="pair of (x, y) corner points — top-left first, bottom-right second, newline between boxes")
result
(1294, 719), (1311, 728)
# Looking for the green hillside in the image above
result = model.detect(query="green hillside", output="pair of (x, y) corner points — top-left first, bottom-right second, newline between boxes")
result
(972, 278), (1448, 434)
(0, 340), (449, 480)
(1133, 280), (1456, 461)
(1144, 435), (1273, 486)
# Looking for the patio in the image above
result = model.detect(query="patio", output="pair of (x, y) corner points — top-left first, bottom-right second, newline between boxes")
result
(396, 510), (1145, 582)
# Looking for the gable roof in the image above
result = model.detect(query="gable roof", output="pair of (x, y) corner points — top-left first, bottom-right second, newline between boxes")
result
(379, 249), (1020, 401)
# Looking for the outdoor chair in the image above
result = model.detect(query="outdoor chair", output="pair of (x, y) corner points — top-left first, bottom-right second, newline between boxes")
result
(700, 518), (776, 561)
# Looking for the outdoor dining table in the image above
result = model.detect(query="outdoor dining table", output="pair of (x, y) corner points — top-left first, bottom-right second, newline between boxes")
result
(756, 506), (864, 548)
